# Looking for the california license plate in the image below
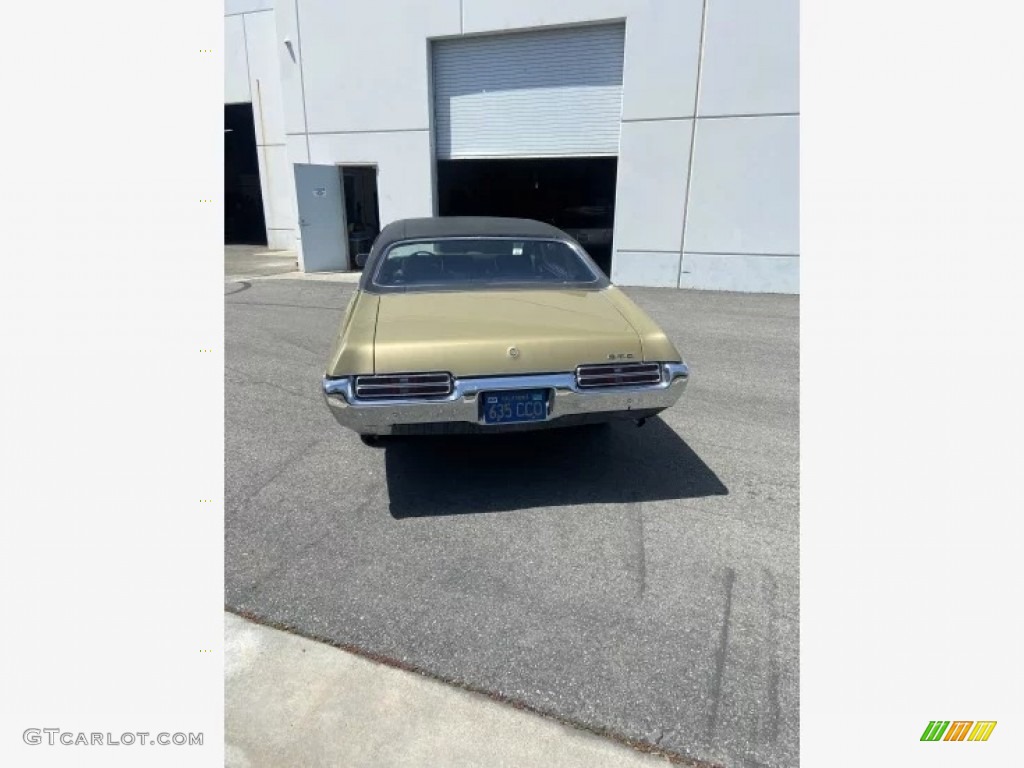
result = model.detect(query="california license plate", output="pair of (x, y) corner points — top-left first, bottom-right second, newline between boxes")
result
(480, 389), (549, 425)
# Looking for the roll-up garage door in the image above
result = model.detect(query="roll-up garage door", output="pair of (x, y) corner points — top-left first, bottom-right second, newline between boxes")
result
(433, 24), (625, 159)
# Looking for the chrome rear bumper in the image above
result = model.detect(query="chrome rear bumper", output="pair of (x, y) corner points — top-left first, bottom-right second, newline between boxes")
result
(322, 362), (689, 436)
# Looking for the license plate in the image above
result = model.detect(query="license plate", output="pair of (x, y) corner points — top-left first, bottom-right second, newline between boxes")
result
(480, 389), (549, 425)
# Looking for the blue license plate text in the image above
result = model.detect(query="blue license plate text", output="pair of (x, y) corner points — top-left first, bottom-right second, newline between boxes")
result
(480, 389), (549, 424)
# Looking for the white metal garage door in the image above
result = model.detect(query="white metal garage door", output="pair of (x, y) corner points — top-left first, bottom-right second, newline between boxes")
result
(433, 24), (625, 159)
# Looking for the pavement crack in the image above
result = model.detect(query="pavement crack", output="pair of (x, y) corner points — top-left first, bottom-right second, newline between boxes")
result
(224, 365), (318, 403)
(762, 567), (782, 747)
(634, 501), (647, 600)
(235, 483), (386, 603)
(228, 437), (323, 514)
(708, 566), (736, 738)
(265, 332), (325, 360)
(225, 280), (251, 295)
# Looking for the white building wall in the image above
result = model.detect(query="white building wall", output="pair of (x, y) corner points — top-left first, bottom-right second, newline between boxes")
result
(681, 0), (800, 293)
(224, 2), (297, 250)
(224, 16), (250, 104)
(225, 0), (273, 14)
(239, 0), (798, 292)
(306, 132), (437, 229)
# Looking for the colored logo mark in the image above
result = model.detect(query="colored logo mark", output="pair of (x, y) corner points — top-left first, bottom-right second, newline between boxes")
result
(920, 720), (997, 742)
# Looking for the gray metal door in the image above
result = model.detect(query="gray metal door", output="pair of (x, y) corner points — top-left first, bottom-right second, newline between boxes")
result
(294, 164), (349, 272)
(432, 24), (625, 159)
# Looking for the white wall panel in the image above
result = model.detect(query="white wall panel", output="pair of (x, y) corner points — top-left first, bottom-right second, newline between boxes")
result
(224, 15), (250, 104)
(697, 0), (799, 116)
(307, 131), (435, 226)
(612, 250), (682, 288)
(267, 229), (297, 250)
(298, 0), (460, 133)
(244, 11), (287, 146)
(679, 253), (799, 294)
(255, 143), (298, 233)
(286, 134), (310, 165)
(461, 0), (627, 33)
(433, 25), (625, 158)
(612, 119), (691, 253)
(619, 0), (703, 120)
(684, 115), (799, 255)
(281, 135), (309, 247)
(225, 0), (273, 15)
(273, 0), (308, 136)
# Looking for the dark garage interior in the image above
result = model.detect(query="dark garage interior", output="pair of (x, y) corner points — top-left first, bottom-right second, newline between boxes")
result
(225, 104), (267, 245)
(437, 157), (617, 276)
(341, 166), (382, 267)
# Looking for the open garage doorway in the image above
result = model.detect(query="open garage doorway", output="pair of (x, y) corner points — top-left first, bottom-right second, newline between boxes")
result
(436, 158), (617, 276)
(225, 103), (267, 245)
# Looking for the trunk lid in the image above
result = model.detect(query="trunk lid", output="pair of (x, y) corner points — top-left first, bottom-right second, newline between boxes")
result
(373, 289), (642, 376)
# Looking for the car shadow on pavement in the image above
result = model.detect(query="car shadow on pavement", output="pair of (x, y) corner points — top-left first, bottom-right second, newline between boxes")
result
(383, 417), (727, 518)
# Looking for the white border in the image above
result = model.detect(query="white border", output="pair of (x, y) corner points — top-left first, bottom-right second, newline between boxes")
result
(802, 0), (1023, 764)
(0, 2), (223, 765)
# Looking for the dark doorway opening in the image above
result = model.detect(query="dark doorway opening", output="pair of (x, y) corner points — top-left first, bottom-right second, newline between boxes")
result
(437, 157), (617, 276)
(341, 166), (381, 269)
(225, 104), (267, 245)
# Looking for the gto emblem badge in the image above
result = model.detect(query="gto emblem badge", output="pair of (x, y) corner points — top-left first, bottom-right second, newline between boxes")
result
(507, 346), (520, 359)
(608, 352), (634, 360)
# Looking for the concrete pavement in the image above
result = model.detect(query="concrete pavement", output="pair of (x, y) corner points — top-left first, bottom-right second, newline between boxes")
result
(225, 245), (298, 281)
(226, 611), (679, 768)
(225, 244), (363, 283)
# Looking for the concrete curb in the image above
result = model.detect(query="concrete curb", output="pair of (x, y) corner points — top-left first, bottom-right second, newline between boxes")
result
(226, 611), (703, 768)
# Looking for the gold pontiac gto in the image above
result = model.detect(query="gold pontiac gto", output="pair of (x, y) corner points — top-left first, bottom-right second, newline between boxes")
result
(322, 217), (690, 443)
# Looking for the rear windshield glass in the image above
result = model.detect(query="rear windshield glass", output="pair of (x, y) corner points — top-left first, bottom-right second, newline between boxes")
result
(373, 238), (601, 289)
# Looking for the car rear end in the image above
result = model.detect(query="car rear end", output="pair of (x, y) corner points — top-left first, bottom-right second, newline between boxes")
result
(321, 221), (690, 437)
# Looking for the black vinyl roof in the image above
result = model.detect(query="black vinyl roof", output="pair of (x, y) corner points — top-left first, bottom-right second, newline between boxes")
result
(358, 217), (584, 291)
(373, 216), (569, 251)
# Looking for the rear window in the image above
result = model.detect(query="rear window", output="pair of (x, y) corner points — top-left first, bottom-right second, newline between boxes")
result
(373, 238), (601, 289)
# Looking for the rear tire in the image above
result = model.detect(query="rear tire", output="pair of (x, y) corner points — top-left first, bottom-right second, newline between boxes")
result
(359, 434), (383, 447)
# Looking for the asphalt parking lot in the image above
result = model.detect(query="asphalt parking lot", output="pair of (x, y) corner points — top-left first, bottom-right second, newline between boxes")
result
(225, 274), (798, 768)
